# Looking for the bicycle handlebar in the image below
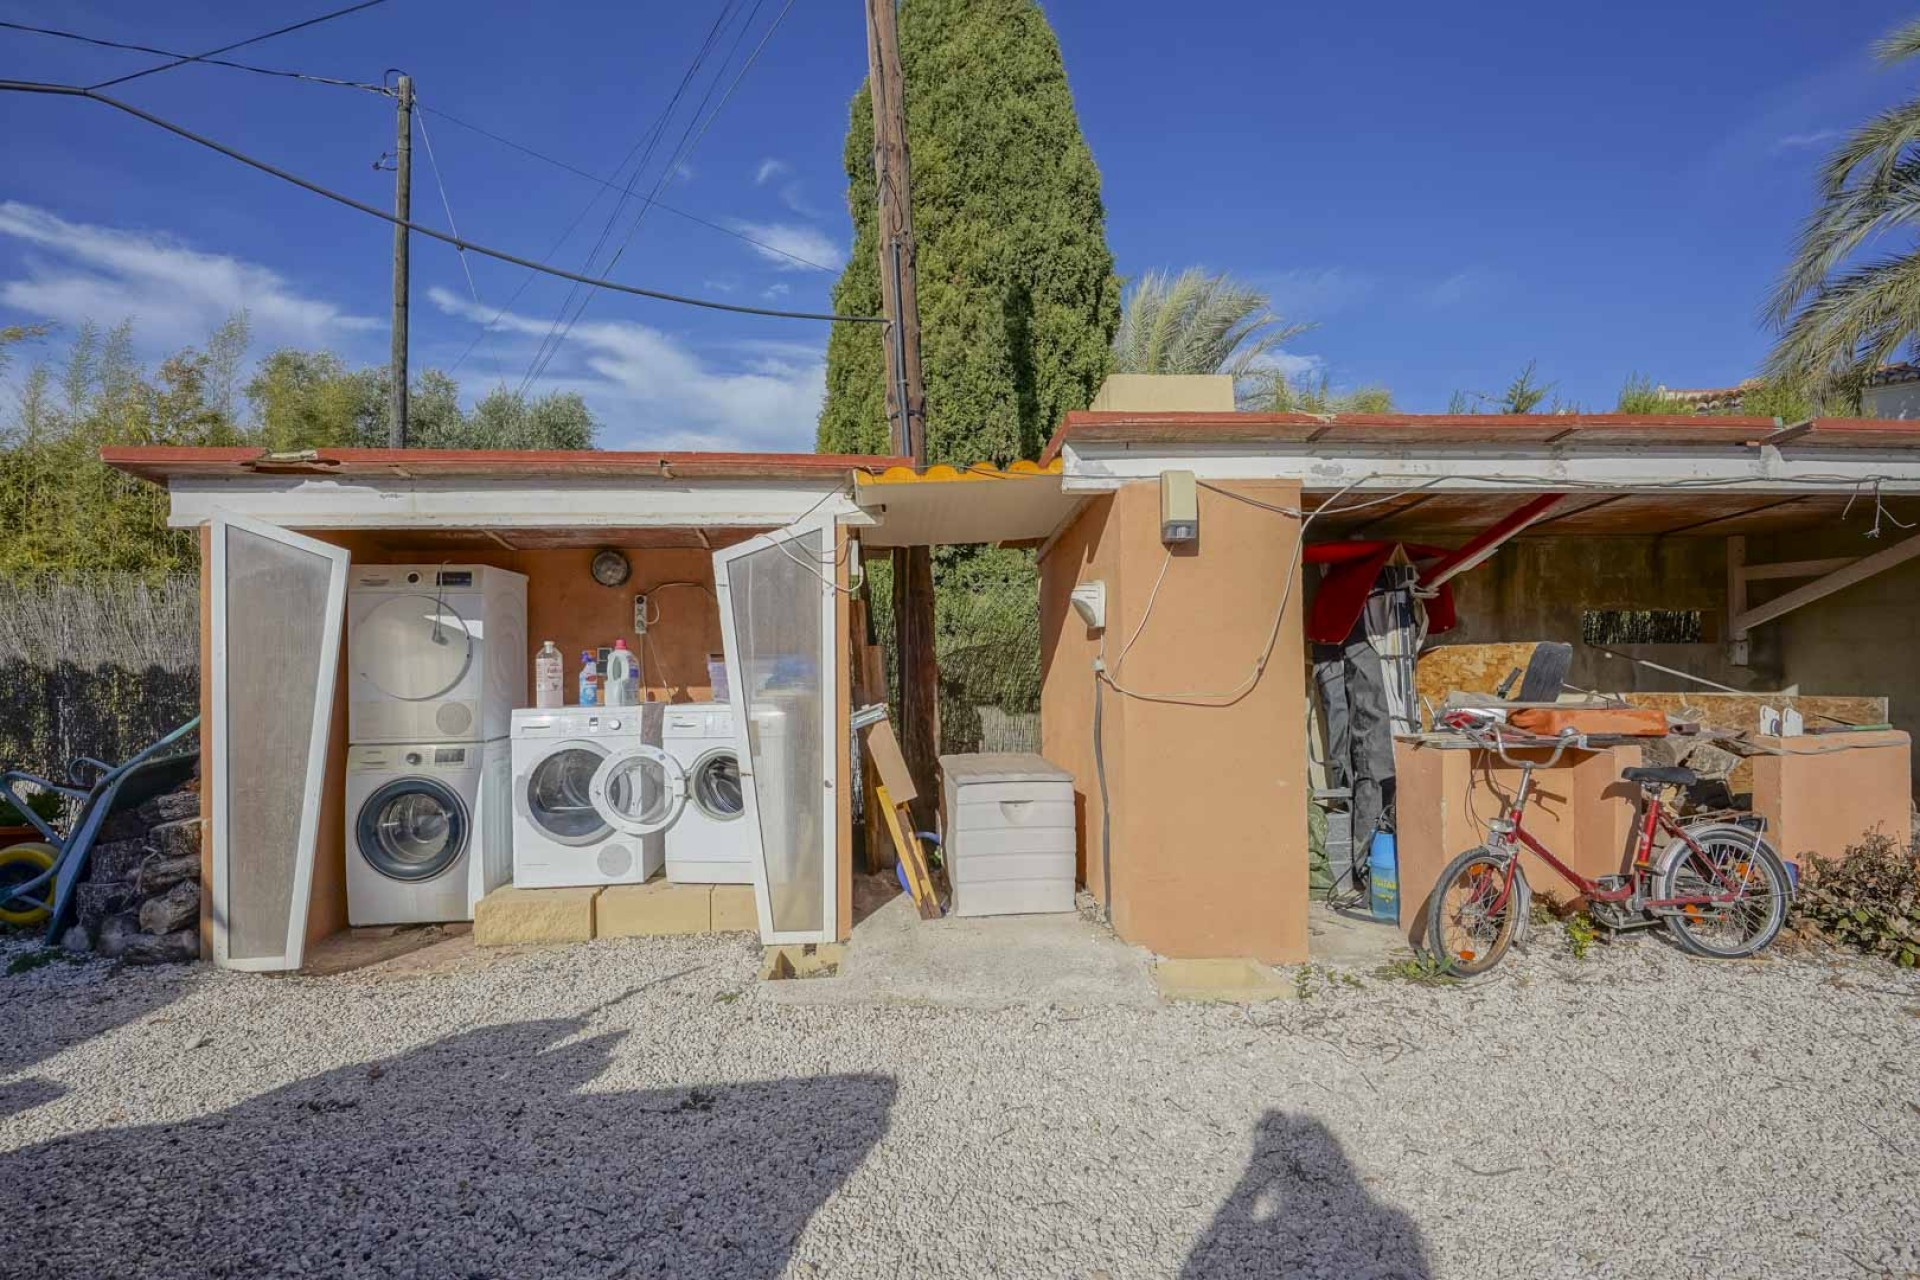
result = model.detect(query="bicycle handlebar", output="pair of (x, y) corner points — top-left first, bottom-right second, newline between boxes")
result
(1440, 711), (1583, 769)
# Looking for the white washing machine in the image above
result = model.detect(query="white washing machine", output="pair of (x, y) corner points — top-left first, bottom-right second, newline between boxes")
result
(344, 739), (511, 926)
(509, 706), (680, 888)
(348, 564), (526, 744)
(661, 704), (755, 884)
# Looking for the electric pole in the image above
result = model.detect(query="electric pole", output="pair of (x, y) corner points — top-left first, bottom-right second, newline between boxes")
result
(863, 0), (939, 826)
(388, 72), (413, 448)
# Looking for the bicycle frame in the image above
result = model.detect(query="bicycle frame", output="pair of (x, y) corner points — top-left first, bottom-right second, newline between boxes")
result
(1449, 717), (1751, 917)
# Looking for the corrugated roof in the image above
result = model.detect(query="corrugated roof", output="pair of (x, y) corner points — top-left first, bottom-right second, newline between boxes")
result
(101, 446), (907, 485)
(1040, 410), (1920, 463)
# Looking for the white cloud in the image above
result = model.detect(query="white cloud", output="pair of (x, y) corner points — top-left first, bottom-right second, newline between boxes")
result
(727, 220), (845, 272)
(1417, 268), (1497, 309)
(428, 287), (824, 451)
(762, 282), (791, 300)
(1261, 267), (1379, 319)
(0, 201), (378, 348)
(754, 158), (790, 185)
(1775, 128), (1842, 151)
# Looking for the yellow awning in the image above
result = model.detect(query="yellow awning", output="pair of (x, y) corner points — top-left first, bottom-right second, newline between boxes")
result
(853, 459), (1085, 547)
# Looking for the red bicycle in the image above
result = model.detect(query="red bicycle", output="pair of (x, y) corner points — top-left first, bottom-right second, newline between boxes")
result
(1425, 709), (1792, 975)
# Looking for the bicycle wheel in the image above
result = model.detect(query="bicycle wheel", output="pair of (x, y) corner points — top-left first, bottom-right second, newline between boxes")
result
(0, 842), (57, 928)
(1425, 846), (1521, 976)
(1660, 829), (1789, 959)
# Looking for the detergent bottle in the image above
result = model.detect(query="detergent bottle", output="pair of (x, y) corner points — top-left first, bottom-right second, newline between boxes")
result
(577, 650), (600, 707)
(606, 638), (638, 707)
(534, 641), (564, 709)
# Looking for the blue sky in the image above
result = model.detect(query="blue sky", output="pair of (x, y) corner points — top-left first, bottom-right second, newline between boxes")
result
(1, 1), (1914, 449)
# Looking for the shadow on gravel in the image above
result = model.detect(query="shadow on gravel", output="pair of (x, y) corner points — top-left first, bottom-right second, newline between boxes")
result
(0, 1016), (895, 1278)
(0, 956), (195, 1119)
(1182, 1112), (1432, 1279)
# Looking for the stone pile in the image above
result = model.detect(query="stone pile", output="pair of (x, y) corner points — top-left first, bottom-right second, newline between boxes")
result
(60, 783), (201, 964)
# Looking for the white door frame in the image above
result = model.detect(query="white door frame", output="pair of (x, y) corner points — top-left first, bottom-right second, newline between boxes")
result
(713, 514), (840, 945)
(589, 745), (689, 837)
(209, 512), (349, 971)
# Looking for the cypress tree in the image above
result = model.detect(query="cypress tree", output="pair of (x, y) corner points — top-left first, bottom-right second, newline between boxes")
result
(818, 0), (1118, 463)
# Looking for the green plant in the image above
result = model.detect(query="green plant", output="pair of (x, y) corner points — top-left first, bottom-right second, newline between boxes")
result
(1257, 372), (1395, 414)
(6, 948), (82, 975)
(1796, 831), (1920, 967)
(1564, 913), (1598, 961)
(1767, 16), (1920, 391)
(0, 787), (62, 828)
(1377, 953), (1459, 985)
(817, 0), (1119, 464)
(1111, 269), (1307, 379)
(1615, 373), (1693, 414)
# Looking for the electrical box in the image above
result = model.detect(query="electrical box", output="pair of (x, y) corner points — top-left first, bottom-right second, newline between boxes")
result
(632, 594), (648, 634)
(1161, 469), (1198, 543)
(1070, 580), (1105, 631)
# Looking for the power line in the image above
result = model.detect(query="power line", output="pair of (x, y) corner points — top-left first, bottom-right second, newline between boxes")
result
(523, 0), (796, 393)
(417, 102), (835, 271)
(519, 0), (757, 394)
(0, 79), (884, 325)
(413, 106), (480, 307)
(455, 1), (749, 379)
(0, 19), (387, 92)
(88, 0), (389, 90)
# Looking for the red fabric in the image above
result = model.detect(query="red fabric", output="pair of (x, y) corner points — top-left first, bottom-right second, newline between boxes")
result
(1304, 541), (1457, 644)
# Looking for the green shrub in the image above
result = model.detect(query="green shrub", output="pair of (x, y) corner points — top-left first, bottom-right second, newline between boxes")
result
(1797, 832), (1920, 967)
(0, 787), (62, 828)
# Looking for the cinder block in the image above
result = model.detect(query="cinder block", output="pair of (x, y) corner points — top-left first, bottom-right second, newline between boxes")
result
(597, 880), (713, 937)
(1153, 958), (1297, 1004)
(709, 885), (759, 933)
(474, 886), (600, 947)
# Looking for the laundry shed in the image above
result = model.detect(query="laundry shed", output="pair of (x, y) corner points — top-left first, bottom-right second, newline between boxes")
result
(102, 446), (903, 970)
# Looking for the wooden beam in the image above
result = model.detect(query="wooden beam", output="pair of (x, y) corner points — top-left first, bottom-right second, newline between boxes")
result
(1733, 528), (1920, 633)
(1738, 556), (1858, 582)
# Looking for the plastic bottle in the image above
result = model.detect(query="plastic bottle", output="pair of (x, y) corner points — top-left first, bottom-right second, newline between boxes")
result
(534, 641), (564, 708)
(577, 650), (600, 707)
(1368, 829), (1399, 923)
(606, 638), (638, 707)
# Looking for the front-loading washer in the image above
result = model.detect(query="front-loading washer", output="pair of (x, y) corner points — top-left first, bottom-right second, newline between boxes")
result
(509, 706), (677, 888)
(348, 564), (526, 744)
(344, 739), (511, 926)
(661, 704), (755, 884)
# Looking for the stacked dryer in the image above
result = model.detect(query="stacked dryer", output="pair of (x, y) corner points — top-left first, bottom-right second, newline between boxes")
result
(343, 565), (527, 926)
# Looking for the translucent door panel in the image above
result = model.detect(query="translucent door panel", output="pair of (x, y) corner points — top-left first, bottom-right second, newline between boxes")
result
(210, 515), (349, 970)
(715, 519), (837, 942)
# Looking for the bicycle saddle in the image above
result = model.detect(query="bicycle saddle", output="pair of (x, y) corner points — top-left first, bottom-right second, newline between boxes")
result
(1620, 765), (1697, 786)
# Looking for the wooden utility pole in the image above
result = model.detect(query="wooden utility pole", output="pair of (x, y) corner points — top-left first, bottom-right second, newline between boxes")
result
(388, 72), (413, 448)
(863, 0), (940, 825)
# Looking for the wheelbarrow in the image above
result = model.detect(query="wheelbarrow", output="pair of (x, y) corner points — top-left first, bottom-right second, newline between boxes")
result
(0, 716), (200, 944)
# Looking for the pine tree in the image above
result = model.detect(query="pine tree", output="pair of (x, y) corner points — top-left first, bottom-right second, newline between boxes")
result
(817, 0), (1118, 463)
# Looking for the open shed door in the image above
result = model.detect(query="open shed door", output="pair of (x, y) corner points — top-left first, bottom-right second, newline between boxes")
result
(209, 513), (348, 970)
(714, 516), (839, 944)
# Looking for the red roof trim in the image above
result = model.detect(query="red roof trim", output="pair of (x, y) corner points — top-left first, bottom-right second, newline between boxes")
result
(101, 446), (909, 485)
(1038, 410), (1920, 463)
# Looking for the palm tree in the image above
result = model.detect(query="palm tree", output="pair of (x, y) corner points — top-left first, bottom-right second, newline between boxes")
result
(1767, 16), (1920, 390)
(1110, 268), (1307, 379)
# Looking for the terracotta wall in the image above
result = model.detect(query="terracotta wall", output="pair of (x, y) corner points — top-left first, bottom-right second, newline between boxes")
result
(1751, 730), (1911, 863)
(1041, 479), (1310, 963)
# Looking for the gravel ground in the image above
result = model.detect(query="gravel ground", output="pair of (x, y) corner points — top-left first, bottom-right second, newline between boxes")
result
(1, 927), (1916, 1280)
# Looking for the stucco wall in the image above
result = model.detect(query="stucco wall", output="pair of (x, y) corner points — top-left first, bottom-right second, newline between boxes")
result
(1041, 479), (1309, 963)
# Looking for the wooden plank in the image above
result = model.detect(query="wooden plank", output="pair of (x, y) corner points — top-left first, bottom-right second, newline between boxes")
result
(875, 783), (940, 919)
(861, 717), (917, 804)
(1739, 556), (1859, 582)
(1416, 643), (1539, 710)
(1733, 528), (1920, 632)
(1727, 535), (1747, 647)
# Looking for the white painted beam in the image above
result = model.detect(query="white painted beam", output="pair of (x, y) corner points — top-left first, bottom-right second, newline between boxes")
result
(1733, 529), (1920, 633)
(164, 475), (870, 530)
(1059, 443), (1920, 496)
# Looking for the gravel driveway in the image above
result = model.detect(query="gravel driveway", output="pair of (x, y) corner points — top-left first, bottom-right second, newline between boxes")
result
(1, 928), (1916, 1279)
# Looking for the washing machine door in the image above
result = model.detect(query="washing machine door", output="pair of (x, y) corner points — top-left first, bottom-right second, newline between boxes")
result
(356, 777), (470, 882)
(589, 745), (688, 837)
(353, 592), (476, 703)
(688, 747), (745, 822)
(520, 742), (613, 846)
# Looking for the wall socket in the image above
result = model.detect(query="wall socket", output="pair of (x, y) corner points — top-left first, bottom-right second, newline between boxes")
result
(632, 593), (648, 634)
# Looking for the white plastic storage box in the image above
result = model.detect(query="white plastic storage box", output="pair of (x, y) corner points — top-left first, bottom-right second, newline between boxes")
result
(938, 753), (1077, 917)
